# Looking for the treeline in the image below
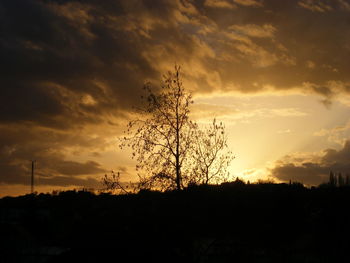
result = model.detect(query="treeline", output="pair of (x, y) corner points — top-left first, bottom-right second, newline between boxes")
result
(324, 171), (350, 187)
(2, 181), (350, 263)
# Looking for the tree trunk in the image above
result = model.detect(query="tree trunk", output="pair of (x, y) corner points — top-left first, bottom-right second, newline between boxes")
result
(175, 119), (181, 190)
(175, 82), (181, 190)
(176, 154), (181, 190)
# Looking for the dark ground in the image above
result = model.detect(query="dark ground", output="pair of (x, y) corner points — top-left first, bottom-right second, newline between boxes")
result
(1, 182), (350, 263)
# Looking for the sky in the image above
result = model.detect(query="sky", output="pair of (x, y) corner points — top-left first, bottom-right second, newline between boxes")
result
(1, 0), (350, 196)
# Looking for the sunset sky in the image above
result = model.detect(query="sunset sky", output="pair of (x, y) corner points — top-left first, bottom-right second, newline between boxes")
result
(2, 0), (350, 196)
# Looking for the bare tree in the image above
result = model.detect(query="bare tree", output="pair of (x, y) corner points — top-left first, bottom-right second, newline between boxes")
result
(102, 171), (136, 194)
(190, 119), (234, 185)
(119, 65), (235, 191)
(120, 65), (195, 190)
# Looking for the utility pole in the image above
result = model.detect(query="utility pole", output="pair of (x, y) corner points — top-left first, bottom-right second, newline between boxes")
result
(31, 160), (35, 194)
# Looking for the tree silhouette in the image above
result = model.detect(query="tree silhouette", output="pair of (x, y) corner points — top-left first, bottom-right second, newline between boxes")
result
(102, 171), (136, 194)
(119, 66), (233, 191)
(190, 118), (234, 185)
(329, 171), (336, 187)
(121, 65), (195, 190)
(338, 172), (344, 187)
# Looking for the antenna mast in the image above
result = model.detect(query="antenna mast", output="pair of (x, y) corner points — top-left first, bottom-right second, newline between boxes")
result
(31, 160), (35, 194)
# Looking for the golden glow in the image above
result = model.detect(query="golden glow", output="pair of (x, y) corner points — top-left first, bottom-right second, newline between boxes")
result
(2, 0), (350, 196)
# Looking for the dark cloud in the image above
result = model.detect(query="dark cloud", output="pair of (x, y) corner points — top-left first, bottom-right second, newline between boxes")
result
(0, 124), (107, 186)
(270, 140), (350, 185)
(2, 0), (350, 128)
(195, 0), (350, 96)
(270, 163), (327, 185)
(0, 0), (159, 128)
(0, 157), (104, 188)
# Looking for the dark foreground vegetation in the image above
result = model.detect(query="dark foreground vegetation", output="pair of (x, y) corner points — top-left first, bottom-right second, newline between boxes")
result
(1, 182), (350, 263)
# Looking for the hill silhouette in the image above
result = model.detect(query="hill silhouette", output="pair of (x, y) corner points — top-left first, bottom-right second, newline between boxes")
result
(1, 182), (350, 262)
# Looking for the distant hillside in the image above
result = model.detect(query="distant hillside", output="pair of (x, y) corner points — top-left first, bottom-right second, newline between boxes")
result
(1, 182), (350, 263)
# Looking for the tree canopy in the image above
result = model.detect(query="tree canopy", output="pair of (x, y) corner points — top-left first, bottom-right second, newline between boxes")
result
(118, 66), (233, 191)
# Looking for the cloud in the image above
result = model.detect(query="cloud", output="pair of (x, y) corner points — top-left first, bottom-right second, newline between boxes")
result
(0, 0), (160, 129)
(270, 140), (350, 185)
(2, 0), (350, 122)
(0, 123), (108, 187)
(229, 24), (276, 38)
(298, 0), (350, 12)
(298, 0), (333, 12)
(306, 60), (316, 69)
(313, 121), (350, 145)
(277, 129), (291, 134)
(233, 0), (263, 7)
(270, 162), (327, 185)
(2, 0), (350, 191)
(0, 155), (105, 187)
(337, 0), (350, 10)
(192, 99), (307, 123)
(302, 81), (350, 107)
(191, 103), (238, 120)
(204, 0), (236, 9)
